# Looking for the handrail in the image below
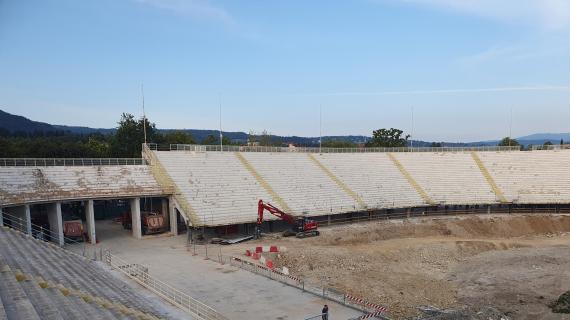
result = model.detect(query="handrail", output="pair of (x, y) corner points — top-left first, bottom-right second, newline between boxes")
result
(146, 143), (521, 153)
(104, 250), (228, 320)
(0, 158), (146, 167)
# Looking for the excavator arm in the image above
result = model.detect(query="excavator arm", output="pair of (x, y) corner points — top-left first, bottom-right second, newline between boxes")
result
(255, 199), (319, 239)
(257, 200), (296, 226)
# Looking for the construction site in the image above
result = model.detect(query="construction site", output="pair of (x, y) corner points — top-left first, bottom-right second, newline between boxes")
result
(1, 144), (570, 319)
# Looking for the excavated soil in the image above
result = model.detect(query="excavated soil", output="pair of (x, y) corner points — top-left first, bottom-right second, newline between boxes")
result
(229, 214), (570, 319)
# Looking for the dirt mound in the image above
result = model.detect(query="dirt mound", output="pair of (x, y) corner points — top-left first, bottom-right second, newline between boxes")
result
(317, 214), (570, 246)
(263, 214), (570, 319)
(550, 291), (570, 314)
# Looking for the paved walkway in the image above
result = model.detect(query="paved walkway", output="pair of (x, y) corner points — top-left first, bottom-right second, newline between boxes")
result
(78, 220), (363, 320)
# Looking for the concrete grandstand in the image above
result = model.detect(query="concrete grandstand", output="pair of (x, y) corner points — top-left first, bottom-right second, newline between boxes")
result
(2, 145), (570, 239)
(2, 144), (570, 319)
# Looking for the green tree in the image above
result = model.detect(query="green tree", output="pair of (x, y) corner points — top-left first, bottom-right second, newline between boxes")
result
(544, 141), (553, 146)
(430, 142), (443, 147)
(111, 113), (157, 157)
(322, 140), (357, 148)
(201, 134), (231, 145)
(498, 137), (520, 147)
(161, 131), (196, 145)
(366, 128), (410, 148)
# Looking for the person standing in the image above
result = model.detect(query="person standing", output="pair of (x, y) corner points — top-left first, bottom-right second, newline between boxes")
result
(322, 304), (329, 320)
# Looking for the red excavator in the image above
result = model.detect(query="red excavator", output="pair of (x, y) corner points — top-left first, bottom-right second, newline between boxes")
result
(255, 199), (319, 239)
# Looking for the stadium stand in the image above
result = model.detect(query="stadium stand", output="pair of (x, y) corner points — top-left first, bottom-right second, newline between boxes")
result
(392, 152), (498, 205)
(147, 147), (570, 226)
(241, 153), (357, 216)
(0, 226), (167, 319)
(0, 165), (164, 206)
(154, 151), (275, 226)
(477, 150), (570, 204)
(312, 153), (425, 209)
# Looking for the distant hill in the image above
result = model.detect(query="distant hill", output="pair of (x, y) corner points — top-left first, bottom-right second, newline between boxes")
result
(1, 108), (568, 146)
(0, 109), (57, 133)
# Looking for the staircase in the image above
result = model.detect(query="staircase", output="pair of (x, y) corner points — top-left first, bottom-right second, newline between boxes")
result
(0, 226), (165, 319)
(142, 144), (201, 226)
(387, 153), (436, 206)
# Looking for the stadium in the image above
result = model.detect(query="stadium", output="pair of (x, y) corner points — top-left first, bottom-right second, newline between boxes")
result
(1, 143), (570, 319)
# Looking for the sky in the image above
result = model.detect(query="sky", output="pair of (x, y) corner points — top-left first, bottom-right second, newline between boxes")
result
(1, 0), (570, 141)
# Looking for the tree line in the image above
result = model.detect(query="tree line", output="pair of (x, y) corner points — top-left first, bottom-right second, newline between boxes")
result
(4, 112), (557, 158)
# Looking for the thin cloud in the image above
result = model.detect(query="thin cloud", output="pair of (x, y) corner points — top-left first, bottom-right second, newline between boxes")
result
(295, 85), (570, 96)
(134, 0), (235, 26)
(397, 0), (570, 30)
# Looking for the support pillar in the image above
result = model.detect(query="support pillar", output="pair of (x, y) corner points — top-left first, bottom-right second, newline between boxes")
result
(130, 198), (142, 239)
(0, 207), (3, 227)
(487, 205), (491, 215)
(162, 198), (169, 227)
(169, 196), (177, 236)
(47, 202), (64, 246)
(85, 200), (96, 244)
(12, 205), (32, 235)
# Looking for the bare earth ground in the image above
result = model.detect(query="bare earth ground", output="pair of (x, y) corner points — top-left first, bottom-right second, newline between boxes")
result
(227, 214), (570, 319)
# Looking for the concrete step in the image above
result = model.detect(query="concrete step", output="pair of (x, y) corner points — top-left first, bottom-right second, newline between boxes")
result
(0, 267), (41, 320)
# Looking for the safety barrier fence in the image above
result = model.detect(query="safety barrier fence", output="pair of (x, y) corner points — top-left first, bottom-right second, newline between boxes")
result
(146, 143), (521, 153)
(0, 158), (146, 166)
(104, 250), (228, 320)
(187, 242), (391, 319)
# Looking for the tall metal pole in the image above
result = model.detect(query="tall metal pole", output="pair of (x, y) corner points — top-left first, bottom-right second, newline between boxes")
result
(141, 83), (147, 145)
(219, 94), (223, 152)
(319, 105), (322, 153)
(509, 106), (513, 147)
(410, 106), (414, 149)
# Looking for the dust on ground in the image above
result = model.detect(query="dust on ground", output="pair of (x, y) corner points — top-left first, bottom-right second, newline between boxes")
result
(226, 214), (570, 319)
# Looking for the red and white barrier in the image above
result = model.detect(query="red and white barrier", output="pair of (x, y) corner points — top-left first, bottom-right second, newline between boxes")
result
(346, 294), (389, 313)
(246, 246), (281, 256)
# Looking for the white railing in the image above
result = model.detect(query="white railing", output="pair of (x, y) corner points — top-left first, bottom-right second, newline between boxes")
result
(104, 251), (228, 320)
(0, 158), (146, 167)
(145, 143), (520, 153)
(531, 144), (570, 151)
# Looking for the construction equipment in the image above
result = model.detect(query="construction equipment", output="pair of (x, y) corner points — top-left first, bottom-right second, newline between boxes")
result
(122, 211), (167, 235)
(63, 220), (84, 242)
(255, 199), (319, 239)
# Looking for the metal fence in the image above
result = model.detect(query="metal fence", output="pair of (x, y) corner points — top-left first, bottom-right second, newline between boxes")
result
(531, 144), (570, 151)
(188, 242), (391, 319)
(0, 211), (103, 259)
(104, 251), (228, 320)
(0, 158), (146, 167)
(146, 143), (520, 153)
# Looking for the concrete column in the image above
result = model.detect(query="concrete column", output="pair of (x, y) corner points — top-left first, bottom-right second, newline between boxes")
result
(85, 200), (96, 244)
(130, 198), (142, 239)
(12, 205), (32, 235)
(0, 207), (3, 227)
(47, 202), (64, 246)
(162, 198), (169, 227)
(487, 205), (491, 214)
(169, 196), (177, 236)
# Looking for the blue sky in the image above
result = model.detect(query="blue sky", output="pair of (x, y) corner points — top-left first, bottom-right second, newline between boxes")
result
(1, 0), (569, 141)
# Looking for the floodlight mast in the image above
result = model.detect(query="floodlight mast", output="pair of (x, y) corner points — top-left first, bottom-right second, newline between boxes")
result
(141, 83), (147, 145)
(319, 105), (322, 153)
(219, 94), (223, 152)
